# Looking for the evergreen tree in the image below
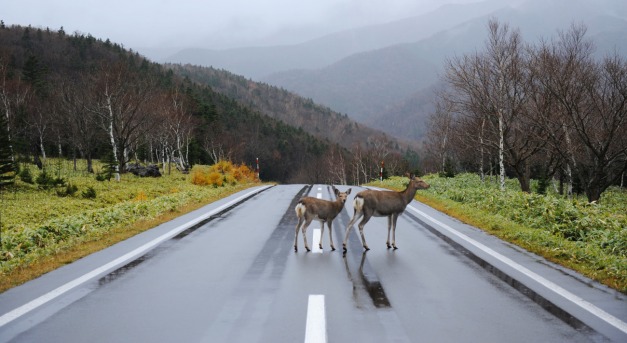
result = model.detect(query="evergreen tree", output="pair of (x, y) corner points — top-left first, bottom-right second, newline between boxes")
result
(0, 113), (16, 188)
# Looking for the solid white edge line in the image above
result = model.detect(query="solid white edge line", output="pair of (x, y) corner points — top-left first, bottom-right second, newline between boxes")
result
(304, 294), (326, 343)
(312, 229), (322, 253)
(0, 186), (272, 328)
(407, 204), (627, 335)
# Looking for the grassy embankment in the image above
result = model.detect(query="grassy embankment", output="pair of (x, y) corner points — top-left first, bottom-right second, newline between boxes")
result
(0, 159), (265, 293)
(367, 174), (627, 293)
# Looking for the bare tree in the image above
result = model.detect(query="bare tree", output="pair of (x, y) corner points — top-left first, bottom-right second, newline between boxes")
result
(533, 24), (627, 202)
(425, 96), (456, 174)
(86, 61), (158, 180)
(325, 144), (348, 185)
(442, 19), (544, 192)
(153, 87), (195, 173)
(0, 55), (31, 161)
(56, 74), (101, 173)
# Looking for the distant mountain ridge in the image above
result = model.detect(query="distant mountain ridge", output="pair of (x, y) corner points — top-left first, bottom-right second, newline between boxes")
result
(163, 0), (627, 144)
(263, 0), (627, 142)
(162, 0), (509, 79)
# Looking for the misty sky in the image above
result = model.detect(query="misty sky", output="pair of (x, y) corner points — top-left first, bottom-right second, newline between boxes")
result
(2, 0), (482, 50)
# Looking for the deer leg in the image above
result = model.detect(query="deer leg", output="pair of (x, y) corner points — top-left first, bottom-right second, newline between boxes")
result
(302, 219), (312, 252)
(328, 221), (335, 251)
(358, 214), (372, 251)
(319, 221), (325, 250)
(343, 210), (363, 253)
(294, 217), (304, 252)
(391, 214), (399, 250)
(386, 215), (392, 249)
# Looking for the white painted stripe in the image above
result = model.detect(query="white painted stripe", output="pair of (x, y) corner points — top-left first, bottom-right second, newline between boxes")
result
(407, 204), (627, 335)
(304, 294), (327, 343)
(312, 229), (322, 253)
(0, 186), (272, 328)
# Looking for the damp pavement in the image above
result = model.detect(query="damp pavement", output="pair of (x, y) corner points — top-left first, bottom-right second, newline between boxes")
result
(0, 184), (625, 342)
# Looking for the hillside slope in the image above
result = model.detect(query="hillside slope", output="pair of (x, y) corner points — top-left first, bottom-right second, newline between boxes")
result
(166, 64), (419, 152)
(0, 25), (337, 183)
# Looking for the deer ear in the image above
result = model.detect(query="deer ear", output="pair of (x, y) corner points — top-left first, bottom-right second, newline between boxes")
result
(333, 186), (339, 195)
(346, 188), (351, 195)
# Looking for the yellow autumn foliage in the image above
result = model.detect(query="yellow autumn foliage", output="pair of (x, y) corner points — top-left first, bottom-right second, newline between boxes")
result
(190, 160), (257, 187)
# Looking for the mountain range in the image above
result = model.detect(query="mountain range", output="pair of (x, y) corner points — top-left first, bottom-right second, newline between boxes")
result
(162, 0), (627, 143)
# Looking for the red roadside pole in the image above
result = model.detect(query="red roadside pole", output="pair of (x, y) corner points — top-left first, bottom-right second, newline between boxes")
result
(380, 160), (384, 181)
(256, 157), (260, 181)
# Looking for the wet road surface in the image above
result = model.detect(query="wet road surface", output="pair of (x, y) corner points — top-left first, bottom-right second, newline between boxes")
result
(0, 184), (623, 342)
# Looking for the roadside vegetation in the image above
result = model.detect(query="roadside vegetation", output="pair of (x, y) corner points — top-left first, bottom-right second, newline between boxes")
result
(368, 174), (627, 294)
(0, 159), (261, 293)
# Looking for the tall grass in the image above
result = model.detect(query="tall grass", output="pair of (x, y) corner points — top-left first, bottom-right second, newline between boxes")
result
(368, 174), (627, 293)
(0, 159), (261, 288)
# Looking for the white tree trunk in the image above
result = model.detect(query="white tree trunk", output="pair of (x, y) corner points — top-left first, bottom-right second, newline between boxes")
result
(498, 109), (506, 191)
(562, 122), (576, 199)
(106, 97), (120, 182)
(479, 118), (485, 182)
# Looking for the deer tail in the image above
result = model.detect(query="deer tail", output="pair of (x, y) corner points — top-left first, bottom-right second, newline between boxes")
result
(295, 201), (306, 218)
(353, 196), (364, 213)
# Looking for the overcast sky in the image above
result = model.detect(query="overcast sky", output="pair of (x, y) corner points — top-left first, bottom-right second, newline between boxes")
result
(2, 0), (481, 50)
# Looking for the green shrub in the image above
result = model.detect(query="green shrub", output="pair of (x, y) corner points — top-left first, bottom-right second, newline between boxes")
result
(82, 186), (97, 199)
(19, 168), (34, 184)
(57, 183), (78, 197)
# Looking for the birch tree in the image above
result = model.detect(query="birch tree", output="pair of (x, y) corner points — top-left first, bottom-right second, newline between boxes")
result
(443, 19), (541, 192)
(87, 61), (158, 181)
(532, 24), (627, 202)
(0, 55), (30, 161)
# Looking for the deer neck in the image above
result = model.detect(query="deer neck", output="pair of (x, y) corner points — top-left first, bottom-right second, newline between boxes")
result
(331, 198), (344, 213)
(400, 184), (418, 205)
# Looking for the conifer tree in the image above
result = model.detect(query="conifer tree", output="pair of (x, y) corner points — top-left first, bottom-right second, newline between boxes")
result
(0, 112), (16, 188)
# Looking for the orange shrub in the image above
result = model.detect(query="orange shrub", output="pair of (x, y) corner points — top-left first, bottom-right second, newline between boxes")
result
(190, 166), (210, 186)
(207, 172), (223, 187)
(191, 161), (257, 187)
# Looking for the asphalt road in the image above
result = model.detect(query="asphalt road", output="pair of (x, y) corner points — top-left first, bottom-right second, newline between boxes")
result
(0, 184), (625, 342)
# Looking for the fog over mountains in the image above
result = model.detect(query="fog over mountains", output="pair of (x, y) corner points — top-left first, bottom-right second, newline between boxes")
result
(163, 0), (627, 143)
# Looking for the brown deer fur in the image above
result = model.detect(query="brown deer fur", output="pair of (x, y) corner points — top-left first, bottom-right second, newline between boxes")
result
(294, 186), (351, 252)
(342, 176), (429, 252)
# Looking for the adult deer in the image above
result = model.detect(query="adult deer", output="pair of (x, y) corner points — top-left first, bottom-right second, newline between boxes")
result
(342, 175), (429, 252)
(294, 186), (351, 252)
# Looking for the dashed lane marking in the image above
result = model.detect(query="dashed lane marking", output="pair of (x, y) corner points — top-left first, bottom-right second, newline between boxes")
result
(304, 294), (326, 343)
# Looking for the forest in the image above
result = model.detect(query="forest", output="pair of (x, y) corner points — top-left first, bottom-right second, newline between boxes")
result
(0, 23), (416, 186)
(425, 20), (627, 203)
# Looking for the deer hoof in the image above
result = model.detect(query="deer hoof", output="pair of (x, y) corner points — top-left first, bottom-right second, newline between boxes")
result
(393, 246), (398, 250)
(343, 246), (347, 253)
(306, 247), (311, 252)
(364, 246), (370, 251)
(386, 243), (391, 249)
(319, 244), (323, 250)
(294, 246), (298, 252)
(331, 246), (336, 251)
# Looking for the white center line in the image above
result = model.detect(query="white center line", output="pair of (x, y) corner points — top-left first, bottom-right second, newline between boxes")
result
(312, 229), (322, 253)
(312, 189), (323, 253)
(304, 294), (327, 343)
